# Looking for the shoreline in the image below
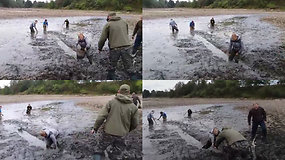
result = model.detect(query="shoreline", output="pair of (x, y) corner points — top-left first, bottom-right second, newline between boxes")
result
(0, 8), (141, 20)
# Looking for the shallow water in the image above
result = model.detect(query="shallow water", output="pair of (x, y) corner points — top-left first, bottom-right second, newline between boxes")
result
(143, 14), (285, 79)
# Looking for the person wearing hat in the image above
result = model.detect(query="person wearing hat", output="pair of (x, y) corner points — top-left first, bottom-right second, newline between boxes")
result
(147, 110), (156, 125)
(212, 127), (252, 160)
(40, 128), (59, 149)
(98, 12), (134, 80)
(91, 84), (139, 160)
(228, 33), (244, 63)
(169, 19), (179, 33)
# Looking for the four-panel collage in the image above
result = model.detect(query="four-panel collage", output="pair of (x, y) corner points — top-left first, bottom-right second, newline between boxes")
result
(0, 0), (285, 160)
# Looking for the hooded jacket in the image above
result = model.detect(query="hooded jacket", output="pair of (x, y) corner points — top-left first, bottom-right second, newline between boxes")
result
(214, 127), (246, 148)
(228, 36), (244, 54)
(98, 16), (131, 50)
(93, 93), (139, 137)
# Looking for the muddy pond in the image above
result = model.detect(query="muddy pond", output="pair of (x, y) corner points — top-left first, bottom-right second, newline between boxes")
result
(0, 100), (142, 160)
(143, 102), (285, 160)
(143, 14), (285, 80)
(0, 16), (142, 80)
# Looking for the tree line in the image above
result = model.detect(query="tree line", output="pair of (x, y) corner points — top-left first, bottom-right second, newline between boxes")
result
(143, 80), (285, 99)
(0, 0), (142, 12)
(0, 80), (142, 95)
(143, 0), (285, 9)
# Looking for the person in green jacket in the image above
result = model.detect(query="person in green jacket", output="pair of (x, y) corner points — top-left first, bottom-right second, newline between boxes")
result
(91, 84), (139, 160)
(98, 12), (134, 80)
(212, 127), (252, 160)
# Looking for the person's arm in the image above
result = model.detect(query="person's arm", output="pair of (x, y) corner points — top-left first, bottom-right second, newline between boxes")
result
(132, 22), (139, 37)
(248, 110), (252, 125)
(130, 108), (139, 131)
(98, 24), (109, 51)
(228, 40), (232, 53)
(137, 97), (141, 104)
(85, 37), (91, 49)
(158, 115), (162, 120)
(262, 108), (267, 121)
(50, 134), (57, 148)
(93, 102), (111, 132)
(239, 41), (244, 54)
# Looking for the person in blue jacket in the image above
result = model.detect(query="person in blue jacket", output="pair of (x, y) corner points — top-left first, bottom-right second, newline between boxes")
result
(190, 20), (195, 30)
(43, 19), (48, 32)
(158, 111), (167, 121)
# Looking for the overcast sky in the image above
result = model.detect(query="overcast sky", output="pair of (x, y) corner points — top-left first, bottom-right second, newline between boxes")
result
(0, 80), (11, 88)
(143, 80), (190, 91)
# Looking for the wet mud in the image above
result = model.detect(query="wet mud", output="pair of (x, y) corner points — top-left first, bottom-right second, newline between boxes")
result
(143, 14), (285, 80)
(0, 17), (142, 80)
(0, 100), (142, 160)
(143, 103), (285, 160)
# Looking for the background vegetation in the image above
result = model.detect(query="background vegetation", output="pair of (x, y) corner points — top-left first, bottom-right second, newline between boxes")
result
(0, 0), (142, 12)
(0, 80), (142, 95)
(143, 80), (285, 99)
(143, 0), (285, 10)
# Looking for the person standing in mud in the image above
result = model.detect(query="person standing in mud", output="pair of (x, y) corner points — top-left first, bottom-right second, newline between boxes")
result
(98, 13), (134, 80)
(132, 92), (141, 108)
(0, 106), (3, 118)
(147, 110), (156, 126)
(26, 104), (32, 115)
(40, 128), (59, 149)
(212, 127), (252, 160)
(64, 19), (69, 28)
(91, 84), (139, 160)
(248, 103), (267, 142)
(76, 33), (93, 64)
(158, 111), (167, 121)
(210, 18), (215, 27)
(43, 19), (48, 32)
(132, 17), (142, 55)
(169, 19), (179, 33)
(228, 33), (244, 63)
(190, 20), (195, 30)
(187, 109), (192, 118)
(30, 20), (38, 34)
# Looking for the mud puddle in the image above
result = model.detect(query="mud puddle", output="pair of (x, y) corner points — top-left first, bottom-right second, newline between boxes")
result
(143, 14), (285, 79)
(0, 100), (142, 159)
(143, 102), (285, 159)
(0, 16), (142, 80)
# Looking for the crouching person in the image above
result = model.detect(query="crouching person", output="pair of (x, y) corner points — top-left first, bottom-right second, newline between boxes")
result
(76, 33), (93, 64)
(91, 84), (139, 160)
(40, 128), (59, 149)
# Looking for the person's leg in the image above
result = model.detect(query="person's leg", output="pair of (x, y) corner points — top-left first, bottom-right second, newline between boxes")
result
(85, 48), (93, 64)
(229, 50), (236, 62)
(234, 53), (240, 63)
(251, 122), (258, 140)
(260, 121), (267, 139)
(121, 47), (135, 79)
(108, 136), (126, 159)
(132, 35), (142, 55)
(108, 49), (121, 79)
(148, 118), (153, 125)
(93, 133), (114, 160)
(172, 26), (175, 33)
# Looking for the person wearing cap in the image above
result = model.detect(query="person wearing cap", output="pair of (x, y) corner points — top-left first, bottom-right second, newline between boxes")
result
(98, 12), (134, 80)
(26, 104), (32, 115)
(30, 20), (38, 34)
(132, 17), (142, 55)
(91, 84), (139, 159)
(147, 110), (156, 126)
(132, 92), (141, 108)
(228, 33), (244, 63)
(212, 127), (252, 159)
(248, 103), (267, 142)
(40, 128), (59, 149)
(169, 19), (179, 33)
(158, 111), (167, 121)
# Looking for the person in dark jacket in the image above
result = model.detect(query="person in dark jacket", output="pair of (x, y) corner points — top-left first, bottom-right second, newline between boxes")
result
(190, 20), (195, 30)
(76, 33), (92, 64)
(132, 17), (142, 55)
(26, 104), (32, 115)
(248, 103), (267, 141)
(210, 18), (215, 27)
(228, 33), (244, 63)
(158, 111), (167, 121)
(188, 109), (193, 118)
(64, 19), (69, 28)
(132, 92), (141, 108)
